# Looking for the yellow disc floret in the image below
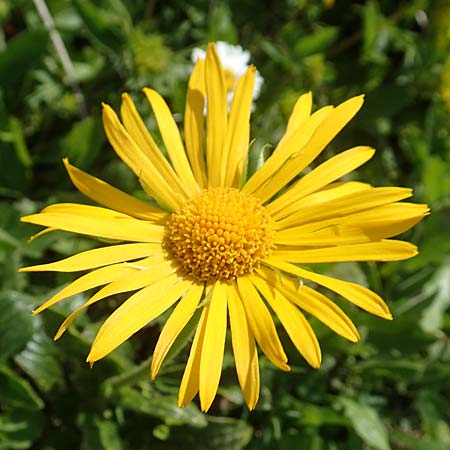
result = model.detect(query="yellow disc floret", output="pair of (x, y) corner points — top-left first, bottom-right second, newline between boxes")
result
(166, 188), (273, 282)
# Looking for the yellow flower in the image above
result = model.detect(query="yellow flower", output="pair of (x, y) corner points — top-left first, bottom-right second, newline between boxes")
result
(21, 43), (428, 412)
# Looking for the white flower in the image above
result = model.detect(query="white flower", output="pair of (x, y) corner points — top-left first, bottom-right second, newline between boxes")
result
(191, 41), (263, 108)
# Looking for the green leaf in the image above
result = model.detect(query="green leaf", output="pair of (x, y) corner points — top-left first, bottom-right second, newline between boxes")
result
(340, 398), (391, 450)
(420, 261), (450, 334)
(78, 414), (123, 450)
(0, 410), (44, 449)
(0, 29), (48, 88)
(0, 365), (44, 410)
(294, 26), (339, 58)
(117, 386), (207, 428)
(61, 116), (105, 170)
(14, 326), (64, 393)
(0, 291), (33, 361)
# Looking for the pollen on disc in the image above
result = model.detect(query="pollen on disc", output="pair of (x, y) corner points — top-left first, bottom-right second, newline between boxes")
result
(165, 188), (273, 282)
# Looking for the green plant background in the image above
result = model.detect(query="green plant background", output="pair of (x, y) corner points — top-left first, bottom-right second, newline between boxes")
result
(1, 0), (449, 449)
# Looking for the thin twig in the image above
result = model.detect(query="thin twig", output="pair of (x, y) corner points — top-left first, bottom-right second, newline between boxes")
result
(33, 0), (87, 117)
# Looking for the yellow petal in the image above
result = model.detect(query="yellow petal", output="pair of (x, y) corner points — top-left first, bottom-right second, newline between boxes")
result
(120, 93), (191, 199)
(63, 159), (166, 223)
(236, 277), (289, 371)
(87, 274), (190, 362)
(227, 283), (260, 410)
(33, 263), (138, 315)
(274, 225), (372, 247)
(205, 43), (228, 188)
(178, 304), (208, 407)
(242, 105), (333, 197)
(199, 282), (228, 412)
(184, 58), (207, 188)
(268, 146), (375, 217)
(274, 186), (412, 230)
(266, 258), (392, 319)
(273, 240), (418, 263)
(102, 103), (182, 211)
(257, 267), (360, 342)
(251, 95), (365, 203)
(20, 242), (162, 272)
(280, 92), (313, 144)
(28, 227), (57, 242)
(55, 258), (173, 340)
(21, 208), (164, 243)
(142, 88), (199, 196)
(250, 273), (321, 368)
(221, 66), (255, 187)
(151, 283), (204, 379)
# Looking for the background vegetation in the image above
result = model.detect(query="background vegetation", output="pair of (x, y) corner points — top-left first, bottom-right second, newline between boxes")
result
(1, 0), (449, 448)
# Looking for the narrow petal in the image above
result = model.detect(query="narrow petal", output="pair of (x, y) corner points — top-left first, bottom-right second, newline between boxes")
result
(280, 92), (313, 144)
(87, 274), (190, 362)
(266, 258), (392, 319)
(257, 267), (360, 342)
(102, 103), (182, 211)
(21, 209), (165, 243)
(273, 240), (418, 263)
(274, 187), (412, 229)
(221, 66), (255, 187)
(178, 305), (208, 407)
(63, 159), (166, 223)
(227, 283), (260, 410)
(242, 105), (333, 197)
(250, 95), (365, 203)
(184, 58), (207, 188)
(274, 225), (372, 247)
(250, 274), (321, 368)
(151, 283), (204, 379)
(199, 282), (228, 412)
(268, 146), (375, 217)
(120, 93), (191, 199)
(205, 43), (228, 187)
(20, 242), (162, 272)
(143, 88), (200, 196)
(237, 277), (289, 371)
(33, 264), (139, 315)
(55, 258), (173, 339)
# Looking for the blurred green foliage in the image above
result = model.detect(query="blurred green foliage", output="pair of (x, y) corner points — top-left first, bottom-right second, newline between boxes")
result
(1, 0), (449, 449)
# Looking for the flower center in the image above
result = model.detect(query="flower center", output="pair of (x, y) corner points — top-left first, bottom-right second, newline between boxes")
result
(165, 188), (273, 283)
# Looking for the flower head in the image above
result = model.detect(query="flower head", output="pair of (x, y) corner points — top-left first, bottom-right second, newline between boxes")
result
(21, 43), (428, 412)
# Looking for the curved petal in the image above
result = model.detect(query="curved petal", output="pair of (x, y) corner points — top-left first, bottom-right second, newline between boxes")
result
(280, 91), (313, 144)
(205, 43), (228, 188)
(120, 93), (191, 199)
(221, 66), (255, 187)
(199, 281), (228, 412)
(184, 58), (207, 188)
(268, 146), (375, 217)
(250, 274), (322, 368)
(274, 187), (412, 230)
(266, 258), (392, 319)
(250, 95), (365, 203)
(143, 88), (200, 196)
(256, 267), (360, 342)
(151, 283), (204, 379)
(20, 242), (162, 272)
(33, 263), (139, 315)
(63, 159), (166, 223)
(178, 303), (208, 407)
(273, 240), (418, 263)
(87, 274), (190, 362)
(102, 103), (182, 211)
(237, 277), (289, 371)
(21, 208), (165, 243)
(242, 105), (333, 197)
(227, 283), (259, 410)
(55, 258), (174, 339)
